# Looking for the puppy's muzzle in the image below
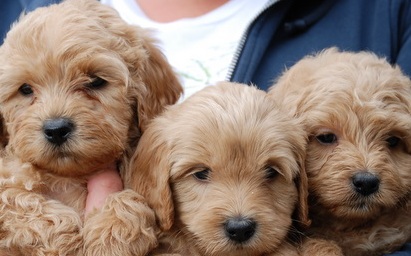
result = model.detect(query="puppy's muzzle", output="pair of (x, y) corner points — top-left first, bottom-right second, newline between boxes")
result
(43, 118), (75, 146)
(351, 171), (380, 196)
(224, 217), (256, 243)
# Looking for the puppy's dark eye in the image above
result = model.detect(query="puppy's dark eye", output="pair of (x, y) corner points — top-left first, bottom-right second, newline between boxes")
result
(386, 136), (401, 148)
(316, 133), (337, 145)
(193, 169), (210, 181)
(265, 166), (278, 180)
(88, 76), (107, 89)
(19, 83), (33, 96)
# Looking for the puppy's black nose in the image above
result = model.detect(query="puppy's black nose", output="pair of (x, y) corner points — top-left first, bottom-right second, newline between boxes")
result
(224, 217), (256, 243)
(43, 118), (74, 146)
(352, 171), (380, 196)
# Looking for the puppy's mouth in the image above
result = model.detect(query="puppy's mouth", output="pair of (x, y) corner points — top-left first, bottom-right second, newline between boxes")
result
(328, 196), (380, 220)
(346, 185), (408, 216)
(353, 201), (369, 210)
(350, 198), (375, 212)
(54, 149), (75, 160)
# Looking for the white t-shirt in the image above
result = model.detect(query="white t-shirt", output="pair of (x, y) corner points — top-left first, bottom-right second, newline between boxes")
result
(101, 0), (270, 100)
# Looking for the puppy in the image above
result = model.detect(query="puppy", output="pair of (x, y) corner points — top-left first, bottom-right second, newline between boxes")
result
(0, 0), (182, 255)
(269, 48), (411, 256)
(126, 82), (311, 256)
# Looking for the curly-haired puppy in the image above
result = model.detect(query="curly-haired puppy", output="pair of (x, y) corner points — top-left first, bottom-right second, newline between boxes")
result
(0, 0), (182, 255)
(126, 82), (311, 256)
(269, 48), (411, 256)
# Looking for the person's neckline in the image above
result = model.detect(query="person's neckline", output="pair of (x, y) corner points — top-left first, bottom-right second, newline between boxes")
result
(135, 0), (230, 23)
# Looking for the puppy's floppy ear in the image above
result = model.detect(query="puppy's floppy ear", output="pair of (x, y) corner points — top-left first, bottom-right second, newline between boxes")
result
(125, 119), (174, 231)
(135, 36), (183, 131)
(113, 26), (183, 132)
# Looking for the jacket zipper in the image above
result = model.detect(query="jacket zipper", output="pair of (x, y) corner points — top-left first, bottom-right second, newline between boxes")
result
(226, 0), (281, 81)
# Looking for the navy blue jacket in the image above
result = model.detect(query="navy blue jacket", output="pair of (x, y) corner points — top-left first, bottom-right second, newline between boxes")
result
(1, 0), (411, 255)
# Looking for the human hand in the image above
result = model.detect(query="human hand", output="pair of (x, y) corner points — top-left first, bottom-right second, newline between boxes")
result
(85, 163), (123, 217)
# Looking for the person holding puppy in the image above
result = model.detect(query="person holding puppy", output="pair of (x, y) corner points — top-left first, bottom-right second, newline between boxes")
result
(1, 0), (411, 255)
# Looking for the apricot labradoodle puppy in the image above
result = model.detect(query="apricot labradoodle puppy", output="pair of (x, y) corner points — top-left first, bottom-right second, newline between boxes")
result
(269, 48), (411, 256)
(126, 82), (311, 256)
(0, 0), (182, 255)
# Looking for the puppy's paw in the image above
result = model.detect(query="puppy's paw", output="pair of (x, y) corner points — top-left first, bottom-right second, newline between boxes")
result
(83, 189), (158, 256)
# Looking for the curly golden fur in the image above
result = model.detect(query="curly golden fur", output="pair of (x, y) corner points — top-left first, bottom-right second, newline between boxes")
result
(0, 0), (182, 255)
(126, 82), (310, 256)
(269, 48), (411, 256)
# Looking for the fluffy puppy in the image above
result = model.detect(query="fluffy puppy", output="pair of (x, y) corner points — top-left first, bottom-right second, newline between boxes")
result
(126, 82), (311, 256)
(269, 48), (411, 256)
(0, 0), (182, 255)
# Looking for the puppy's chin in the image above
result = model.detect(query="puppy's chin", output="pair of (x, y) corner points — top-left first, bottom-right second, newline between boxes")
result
(203, 246), (271, 256)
